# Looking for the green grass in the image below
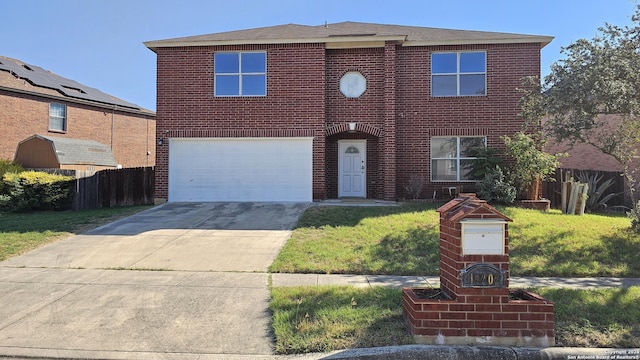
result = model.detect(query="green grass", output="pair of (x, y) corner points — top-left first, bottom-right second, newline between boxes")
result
(538, 287), (640, 347)
(270, 204), (440, 275)
(0, 206), (151, 261)
(270, 286), (414, 354)
(270, 286), (640, 354)
(270, 204), (640, 277)
(502, 207), (639, 277)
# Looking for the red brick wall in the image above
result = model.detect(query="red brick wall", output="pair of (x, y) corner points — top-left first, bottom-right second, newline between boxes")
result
(154, 44), (327, 200)
(383, 42), (398, 200)
(395, 43), (541, 199)
(325, 47), (387, 199)
(402, 288), (555, 340)
(438, 216), (510, 302)
(325, 47), (385, 128)
(153, 41), (542, 201)
(0, 90), (155, 168)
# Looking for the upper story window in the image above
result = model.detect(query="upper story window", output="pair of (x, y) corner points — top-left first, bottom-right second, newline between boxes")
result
(431, 51), (486, 97)
(214, 52), (266, 97)
(49, 103), (67, 132)
(431, 136), (486, 181)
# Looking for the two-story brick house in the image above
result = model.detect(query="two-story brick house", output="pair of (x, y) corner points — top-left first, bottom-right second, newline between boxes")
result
(145, 22), (552, 203)
(0, 56), (155, 169)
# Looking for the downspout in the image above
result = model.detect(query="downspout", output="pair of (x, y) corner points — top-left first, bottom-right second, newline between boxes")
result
(111, 105), (116, 150)
(146, 114), (150, 167)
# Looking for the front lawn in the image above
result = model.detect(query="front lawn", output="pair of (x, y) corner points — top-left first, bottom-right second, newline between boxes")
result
(0, 206), (151, 261)
(270, 286), (640, 354)
(270, 204), (440, 275)
(502, 207), (639, 276)
(270, 286), (414, 354)
(269, 204), (640, 277)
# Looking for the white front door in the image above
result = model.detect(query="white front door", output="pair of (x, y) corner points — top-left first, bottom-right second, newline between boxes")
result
(338, 140), (366, 198)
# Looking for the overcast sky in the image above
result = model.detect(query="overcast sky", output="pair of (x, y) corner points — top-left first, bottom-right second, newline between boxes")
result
(2, 0), (638, 111)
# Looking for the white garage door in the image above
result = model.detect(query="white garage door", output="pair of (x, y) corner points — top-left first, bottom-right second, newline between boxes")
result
(168, 137), (313, 202)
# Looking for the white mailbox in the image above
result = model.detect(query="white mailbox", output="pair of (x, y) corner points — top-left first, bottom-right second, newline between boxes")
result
(461, 220), (506, 255)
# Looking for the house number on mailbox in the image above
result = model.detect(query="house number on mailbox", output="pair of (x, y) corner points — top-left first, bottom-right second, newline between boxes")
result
(460, 263), (505, 288)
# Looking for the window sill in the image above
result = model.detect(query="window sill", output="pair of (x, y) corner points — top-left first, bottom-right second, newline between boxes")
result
(48, 129), (67, 134)
(214, 95), (267, 98)
(430, 94), (487, 98)
(431, 180), (477, 183)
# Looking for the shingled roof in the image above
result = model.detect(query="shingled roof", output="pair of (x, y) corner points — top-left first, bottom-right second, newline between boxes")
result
(145, 21), (553, 49)
(18, 134), (118, 167)
(0, 56), (153, 115)
(436, 193), (512, 223)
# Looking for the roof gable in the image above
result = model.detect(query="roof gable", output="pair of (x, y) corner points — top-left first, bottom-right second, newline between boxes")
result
(436, 193), (512, 223)
(145, 21), (553, 49)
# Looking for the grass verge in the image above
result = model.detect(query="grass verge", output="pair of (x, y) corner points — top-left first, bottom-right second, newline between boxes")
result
(269, 204), (640, 277)
(270, 286), (640, 354)
(539, 287), (640, 347)
(270, 286), (414, 354)
(0, 206), (151, 261)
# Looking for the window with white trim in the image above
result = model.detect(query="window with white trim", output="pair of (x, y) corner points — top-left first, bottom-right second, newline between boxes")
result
(431, 51), (486, 96)
(49, 103), (66, 132)
(214, 52), (266, 96)
(431, 136), (486, 181)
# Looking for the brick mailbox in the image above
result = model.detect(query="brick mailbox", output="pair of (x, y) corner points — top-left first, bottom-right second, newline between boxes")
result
(402, 194), (555, 346)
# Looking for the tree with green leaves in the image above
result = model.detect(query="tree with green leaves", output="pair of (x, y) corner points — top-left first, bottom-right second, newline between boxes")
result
(523, 6), (640, 229)
(503, 131), (561, 200)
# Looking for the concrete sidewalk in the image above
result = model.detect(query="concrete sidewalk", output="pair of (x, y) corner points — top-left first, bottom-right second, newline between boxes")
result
(1, 268), (639, 360)
(0, 268), (282, 359)
(271, 273), (640, 289)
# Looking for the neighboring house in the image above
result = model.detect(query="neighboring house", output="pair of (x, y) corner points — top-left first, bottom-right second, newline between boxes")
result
(544, 115), (630, 173)
(0, 56), (156, 169)
(145, 22), (552, 203)
(15, 134), (118, 172)
(547, 141), (622, 172)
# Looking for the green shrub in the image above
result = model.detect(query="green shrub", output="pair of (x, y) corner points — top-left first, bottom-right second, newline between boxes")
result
(0, 159), (24, 175)
(0, 171), (75, 212)
(503, 132), (562, 199)
(0, 159), (24, 194)
(476, 166), (517, 204)
(468, 146), (503, 180)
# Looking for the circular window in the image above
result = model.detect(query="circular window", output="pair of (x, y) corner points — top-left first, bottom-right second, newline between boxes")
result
(339, 71), (366, 98)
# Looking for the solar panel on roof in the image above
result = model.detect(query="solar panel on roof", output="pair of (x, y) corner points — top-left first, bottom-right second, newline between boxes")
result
(0, 57), (141, 110)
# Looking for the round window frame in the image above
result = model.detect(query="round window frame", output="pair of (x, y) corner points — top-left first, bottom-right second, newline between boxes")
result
(339, 71), (367, 98)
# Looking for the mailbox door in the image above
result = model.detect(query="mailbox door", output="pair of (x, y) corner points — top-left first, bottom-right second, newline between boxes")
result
(461, 221), (505, 255)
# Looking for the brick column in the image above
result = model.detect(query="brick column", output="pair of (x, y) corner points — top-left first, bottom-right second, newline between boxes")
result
(313, 133), (326, 200)
(439, 214), (510, 303)
(404, 194), (554, 346)
(382, 41), (397, 200)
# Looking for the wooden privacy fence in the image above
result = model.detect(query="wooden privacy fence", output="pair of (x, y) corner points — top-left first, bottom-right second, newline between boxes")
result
(74, 167), (154, 210)
(542, 168), (628, 210)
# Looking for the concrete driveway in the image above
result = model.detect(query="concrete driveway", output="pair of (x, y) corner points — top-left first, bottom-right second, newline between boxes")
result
(0, 202), (309, 359)
(2, 202), (308, 272)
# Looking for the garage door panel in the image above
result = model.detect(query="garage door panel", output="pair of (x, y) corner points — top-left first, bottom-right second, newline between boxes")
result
(169, 138), (312, 202)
